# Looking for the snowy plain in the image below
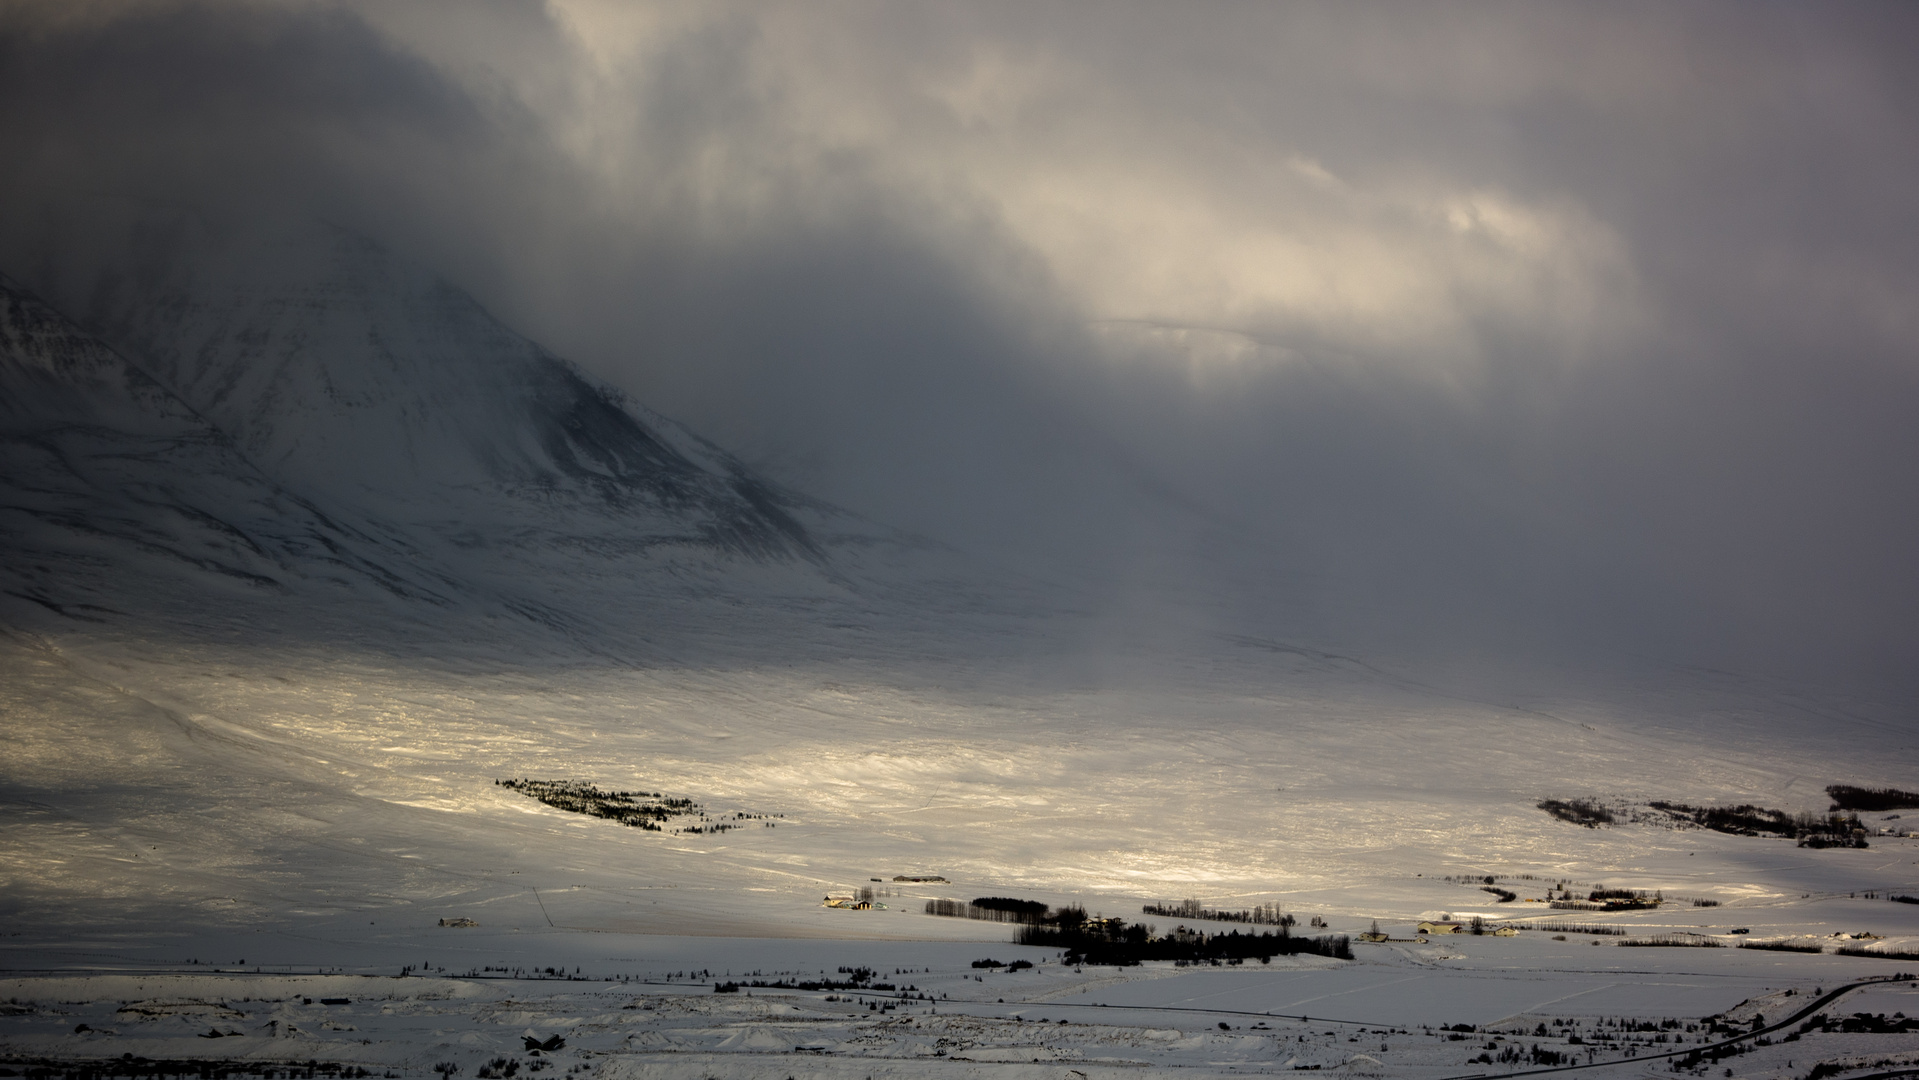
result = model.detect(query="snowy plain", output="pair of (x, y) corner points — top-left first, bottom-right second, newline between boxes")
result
(6, 587), (1917, 1079)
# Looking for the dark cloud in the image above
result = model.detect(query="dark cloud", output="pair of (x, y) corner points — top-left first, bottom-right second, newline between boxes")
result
(1, 1), (1915, 693)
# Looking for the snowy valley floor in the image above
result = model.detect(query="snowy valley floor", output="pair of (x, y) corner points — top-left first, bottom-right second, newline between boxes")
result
(4, 601), (1919, 1078)
(2, 944), (1918, 1080)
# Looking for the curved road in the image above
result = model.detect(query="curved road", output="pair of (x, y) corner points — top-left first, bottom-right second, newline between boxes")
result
(1437, 974), (1913, 1080)
(827, 968), (1915, 1079)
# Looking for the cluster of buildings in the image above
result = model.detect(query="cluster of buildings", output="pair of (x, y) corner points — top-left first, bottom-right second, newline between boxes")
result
(1415, 919), (1517, 936)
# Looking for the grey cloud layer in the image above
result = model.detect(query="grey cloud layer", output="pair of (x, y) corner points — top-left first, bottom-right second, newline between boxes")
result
(2, 1), (1914, 691)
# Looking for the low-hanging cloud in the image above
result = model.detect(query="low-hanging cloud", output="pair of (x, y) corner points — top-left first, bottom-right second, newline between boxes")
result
(2, 0), (1916, 693)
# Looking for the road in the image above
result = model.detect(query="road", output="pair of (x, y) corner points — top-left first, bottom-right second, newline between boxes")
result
(1438, 973), (1915, 1080)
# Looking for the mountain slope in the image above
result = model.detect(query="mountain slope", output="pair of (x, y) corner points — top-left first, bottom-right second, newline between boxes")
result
(74, 221), (829, 561)
(0, 273), (456, 620)
(1, 218), (977, 664)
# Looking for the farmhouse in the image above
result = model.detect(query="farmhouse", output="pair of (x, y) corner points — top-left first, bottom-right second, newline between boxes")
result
(1417, 920), (1465, 935)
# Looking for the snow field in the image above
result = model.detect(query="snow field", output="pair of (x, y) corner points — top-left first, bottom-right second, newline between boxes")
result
(2, 957), (1915, 1080)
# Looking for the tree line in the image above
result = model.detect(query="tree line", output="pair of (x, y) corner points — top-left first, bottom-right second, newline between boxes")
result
(1141, 899), (1298, 926)
(924, 896), (1052, 923)
(1017, 909), (1351, 965)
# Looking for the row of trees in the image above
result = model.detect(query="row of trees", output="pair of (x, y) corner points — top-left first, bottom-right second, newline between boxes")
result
(1530, 920), (1625, 936)
(923, 897), (1053, 923)
(1017, 912), (1351, 965)
(1141, 900), (1298, 926)
(1826, 785), (1919, 812)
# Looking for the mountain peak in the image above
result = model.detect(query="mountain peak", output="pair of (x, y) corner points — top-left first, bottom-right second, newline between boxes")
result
(65, 218), (823, 560)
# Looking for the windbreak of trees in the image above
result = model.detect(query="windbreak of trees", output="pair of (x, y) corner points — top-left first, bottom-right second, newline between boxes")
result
(1833, 945), (1919, 961)
(1017, 909), (1351, 966)
(1738, 940), (1824, 953)
(972, 897), (1050, 918)
(927, 894), (1355, 965)
(1530, 921), (1624, 936)
(716, 965), (907, 993)
(924, 897), (1051, 923)
(1141, 900), (1297, 926)
(1826, 785), (1919, 812)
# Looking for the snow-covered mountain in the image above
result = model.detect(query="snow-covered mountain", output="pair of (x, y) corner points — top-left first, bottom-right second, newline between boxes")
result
(0, 219), (966, 659)
(71, 221), (830, 559)
(0, 273), (459, 621)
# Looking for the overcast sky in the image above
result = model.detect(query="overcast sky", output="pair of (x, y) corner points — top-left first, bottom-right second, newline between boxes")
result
(3, 1), (1915, 691)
